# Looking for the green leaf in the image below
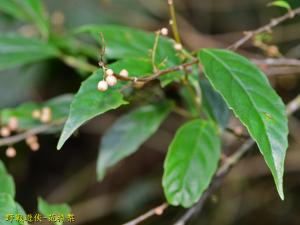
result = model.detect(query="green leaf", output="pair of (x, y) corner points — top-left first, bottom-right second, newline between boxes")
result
(0, 160), (7, 174)
(57, 58), (153, 149)
(1, 94), (73, 131)
(38, 197), (71, 225)
(199, 48), (288, 199)
(268, 0), (291, 10)
(0, 0), (49, 37)
(0, 34), (58, 70)
(200, 80), (230, 130)
(0, 174), (15, 198)
(163, 119), (221, 208)
(97, 101), (173, 180)
(0, 193), (27, 225)
(0, 160), (15, 198)
(0, 1), (29, 20)
(74, 25), (182, 86)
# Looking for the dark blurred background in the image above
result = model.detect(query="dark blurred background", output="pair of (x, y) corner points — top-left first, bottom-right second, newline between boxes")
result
(0, 0), (300, 224)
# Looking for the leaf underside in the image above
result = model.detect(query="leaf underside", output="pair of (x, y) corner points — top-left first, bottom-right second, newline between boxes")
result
(97, 101), (173, 180)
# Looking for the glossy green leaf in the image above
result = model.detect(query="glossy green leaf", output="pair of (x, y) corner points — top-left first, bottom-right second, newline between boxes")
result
(0, 160), (6, 174)
(0, 174), (15, 198)
(0, 0), (49, 37)
(163, 119), (221, 208)
(268, 0), (291, 10)
(0, 160), (15, 198)
(0, 193), (27, 225)
(38, 197), (71, 225)
(199, 48), (288, 199)
(200, 80), (230, 130)
(57, 59), (153, 149)
(0, 34), (58, 70)
(74, 25), (183, 86)
(1, 94), (73, 131)
(97, 101), (173, 180)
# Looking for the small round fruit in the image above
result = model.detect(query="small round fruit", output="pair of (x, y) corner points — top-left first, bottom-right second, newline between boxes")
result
(8, 117), (18, 131)
(119, 69), (129, 78)
(30, 142), (40, 151)
(40, 107), (52, 123)
(32, 110), (41, 119)
(106, 75), (117, 86)
(0, 127), (11, 137)
(161, 27), (168, 36)
(26, 135), (38, 145)
(105, 68), (114, 76)
(174, 43), (183, 51)
(97, 80), (108, 92)
(6, 147), (16, 158)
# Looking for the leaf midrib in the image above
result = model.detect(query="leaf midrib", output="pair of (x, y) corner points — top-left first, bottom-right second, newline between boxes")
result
(202, 50), (276, 173)
(179, 122), (206, 203)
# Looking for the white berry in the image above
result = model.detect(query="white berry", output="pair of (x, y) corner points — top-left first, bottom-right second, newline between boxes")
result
(97, 80), (108, 92)
(0, 127), (11, 137)
(30, 142), (40, 151)
(161, 27), (168, 36)
(32, 109), (41, 119)
(174, 43), (183, 51)
(8, 117), (18, 131)
(6, 147), (16, 158)
(40, 107), (52, 123)
(119, 69), (129, 78)
(105, 75), (117, 86)
(105, 68), (114, 76)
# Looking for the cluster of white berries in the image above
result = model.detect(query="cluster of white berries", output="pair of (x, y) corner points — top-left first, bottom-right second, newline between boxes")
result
(32, 107), (52, 123)
(0, 107), (52, 158)
(97, 68), (129, 92)
(25, 135), (40, 152)
(5, 135), (40, 158)
(0, 116), (19, 138)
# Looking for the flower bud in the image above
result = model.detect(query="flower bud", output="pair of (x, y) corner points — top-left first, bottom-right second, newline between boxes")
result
(119, 69), (129, 78)
(40, 107), (52, 123)
(8, 117), (18, 131)
(161, 27), (168, 36)
(174, 43), (183, 51)
(30, 142), (40, 152)
(32, 110), (41, 119)
(0, 126), (11, 137)
(97, 80), (108, 92)
(6, 147), (16, 158)
(105, 68), (114, 76)
(105, 75), (117, 86)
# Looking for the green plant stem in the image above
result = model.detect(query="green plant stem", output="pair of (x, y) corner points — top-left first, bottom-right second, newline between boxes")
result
(151, 31), (160, 72)
(168, 0), (181, 44)
(181, 75), (201, 114)
(60, 55), (97, 73)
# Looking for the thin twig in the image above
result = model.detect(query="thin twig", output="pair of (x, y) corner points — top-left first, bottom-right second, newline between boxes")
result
(286, 95), (300, 115)
(123, 203), (168, 225)
(252, 58), (300, 67)
(114, 58), (199, 83)
(228, 7), (300, 50)
(0, 120), (65, 147)
(168, 0), (181, 44)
